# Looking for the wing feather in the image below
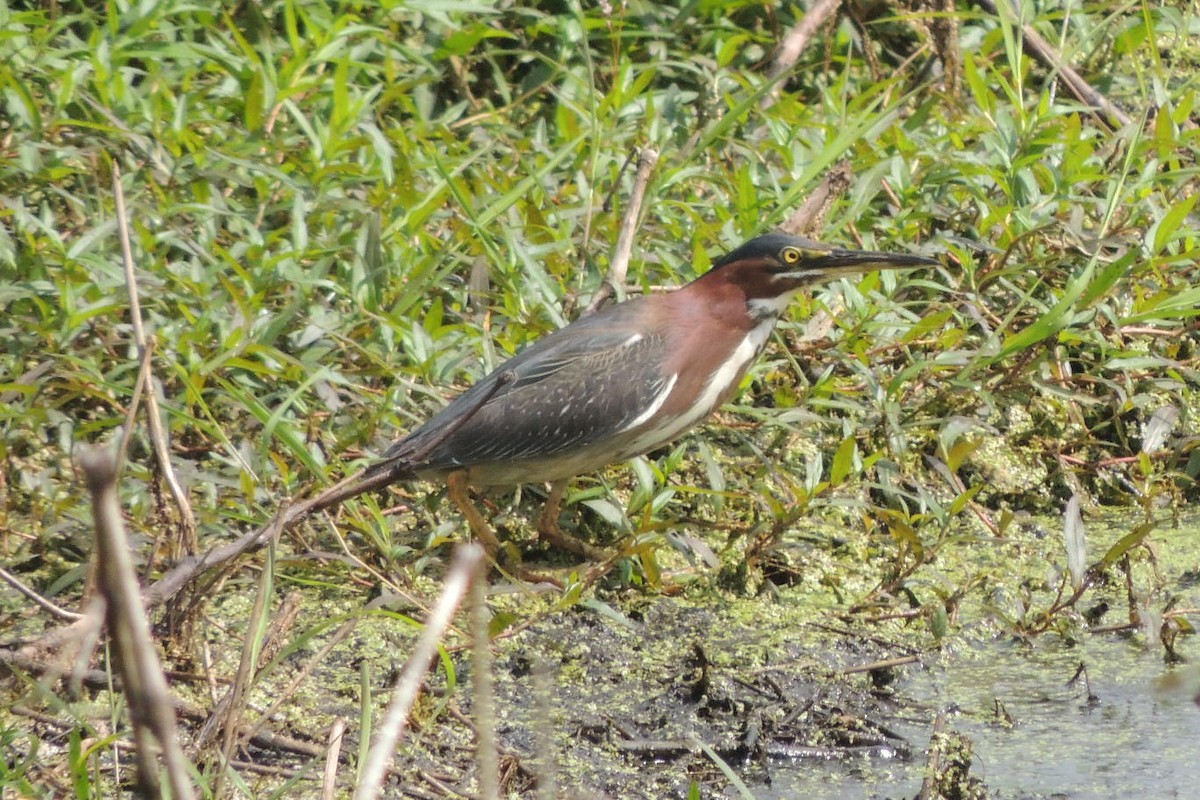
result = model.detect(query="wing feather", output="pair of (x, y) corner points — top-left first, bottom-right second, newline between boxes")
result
(382, 299), (675, 471)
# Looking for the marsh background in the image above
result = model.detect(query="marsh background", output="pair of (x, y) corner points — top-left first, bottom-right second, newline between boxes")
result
(1, 0), (1198, 797)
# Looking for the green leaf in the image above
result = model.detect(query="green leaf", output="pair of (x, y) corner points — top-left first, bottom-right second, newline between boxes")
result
(991, 260), (1094, 362)
(1124, 285), (1200, 323)
(1079, 250), (1136, 308)
(946, 438), (983, 474)
(582, 498), (627, 529)
(901, 308), (955, 344)
(694, 738), (757, 800)
(830, 435), (856, 485)
(578, 597), (636, 629)
(488, 611), (520, 637)
(1099, 522), (1155, 569)
(962, 50), (994, 116)
(931, 603), (949, 642)
(947, 483), (984, 515)
(1151, 193), (1198, 254)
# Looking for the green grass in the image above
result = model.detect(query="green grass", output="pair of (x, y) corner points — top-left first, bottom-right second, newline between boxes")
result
(1, 0), (1198, 796)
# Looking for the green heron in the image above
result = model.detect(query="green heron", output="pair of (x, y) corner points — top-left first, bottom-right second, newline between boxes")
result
(367, 233), (937, 564)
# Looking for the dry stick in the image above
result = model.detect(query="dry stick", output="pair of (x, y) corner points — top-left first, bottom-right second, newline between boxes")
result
(258, 591), (305, 667)
(916, 711), (948, 800)
(531, 659), (558, 800)
(79, 444), (197, 800)
(175, 704), (326, 759)
(12, 695), (328, 762)
(193, 588), (307, 755)
(584, 147), (658, 315)
(923, 453), (1000, 536)
(322, 719), (347, 800)
(600, 149), (637, 213)
(144, 471), (379, 608)
(120, 342), (194, 581)
(115, 341), (154, 471)
(782, 160), (854, 237)
(112, 164), (198, 556)
(0, 645), (109, 690)
(323, 515), (431, 612)
(840, 654), (921, 675)
(762, 0), (843, 110)
(354, 543), (485, 800)
(0, 566), (82, 621)
(972, 0), (1131, 129)
(470, 558), (500, 800)
(1, 595), (106, 702)
(783, 161), (856, 344)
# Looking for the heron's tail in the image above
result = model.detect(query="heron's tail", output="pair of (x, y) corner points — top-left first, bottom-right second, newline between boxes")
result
(361, 442), (419, 482)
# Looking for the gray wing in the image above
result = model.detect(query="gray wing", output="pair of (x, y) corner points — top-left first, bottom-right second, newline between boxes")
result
(381, 299), (673, 471)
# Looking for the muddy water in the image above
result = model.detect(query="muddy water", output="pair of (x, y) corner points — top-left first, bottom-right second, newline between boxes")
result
(922, 640), (1199, 797)
(758, 637), (1200, 798)
(755, 515), (1200, 799)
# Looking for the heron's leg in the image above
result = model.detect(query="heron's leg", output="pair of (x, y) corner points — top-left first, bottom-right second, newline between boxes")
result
(446, 473), (577, 586)
(535, 479), (610, 563)
(446, 470), (503, 556)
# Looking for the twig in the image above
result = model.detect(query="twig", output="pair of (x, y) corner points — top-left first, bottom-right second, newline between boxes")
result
(532, 659), (558, 800)
(144, 466), (395, 609)
(0, 638), (105, 690)
(80, 444), (196, 800)
(324, 514), (425, 605)
(12, 696), (327, 760)
(840, 654), (921, 675)
(470, 558), (499, 800)
(7, 714), (304, 782)
(600, 149), (637, 213)
(354, 544), (485, 800)
(971, 0), (1132, 128)
(782, 160), (854, 237)
(0, 565), (82, 621)
(916, 711), (947, 800)
(585, 147), (658, 315)
(923, 453), (1000, 536)
(116, 339), (154, 471)
(200, 588), (306, 758)
(762, 0), (842, 110)
(323, 719), (347, 800)
(112, 163), (198, 556)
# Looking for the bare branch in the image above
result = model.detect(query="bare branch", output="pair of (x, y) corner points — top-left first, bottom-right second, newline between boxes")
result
(354, 544), (485, 800)
(782, 160), (854, 237)
(112, 163), (198, 556)
(322, 719), (347, 800)
(585, 147), (658, 315)
(80, 444), (196, 800)
(0, 565), (82, 621)
(762, 0), (842, 110)
(972, 0), (1131, 128)
(471, 557), (499, 800)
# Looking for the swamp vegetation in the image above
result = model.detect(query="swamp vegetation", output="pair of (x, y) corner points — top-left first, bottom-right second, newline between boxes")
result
(1, 0), (1198, 797)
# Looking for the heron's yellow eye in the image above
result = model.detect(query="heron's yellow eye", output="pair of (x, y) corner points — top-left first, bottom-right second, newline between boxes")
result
(781, 246), (802, 264)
